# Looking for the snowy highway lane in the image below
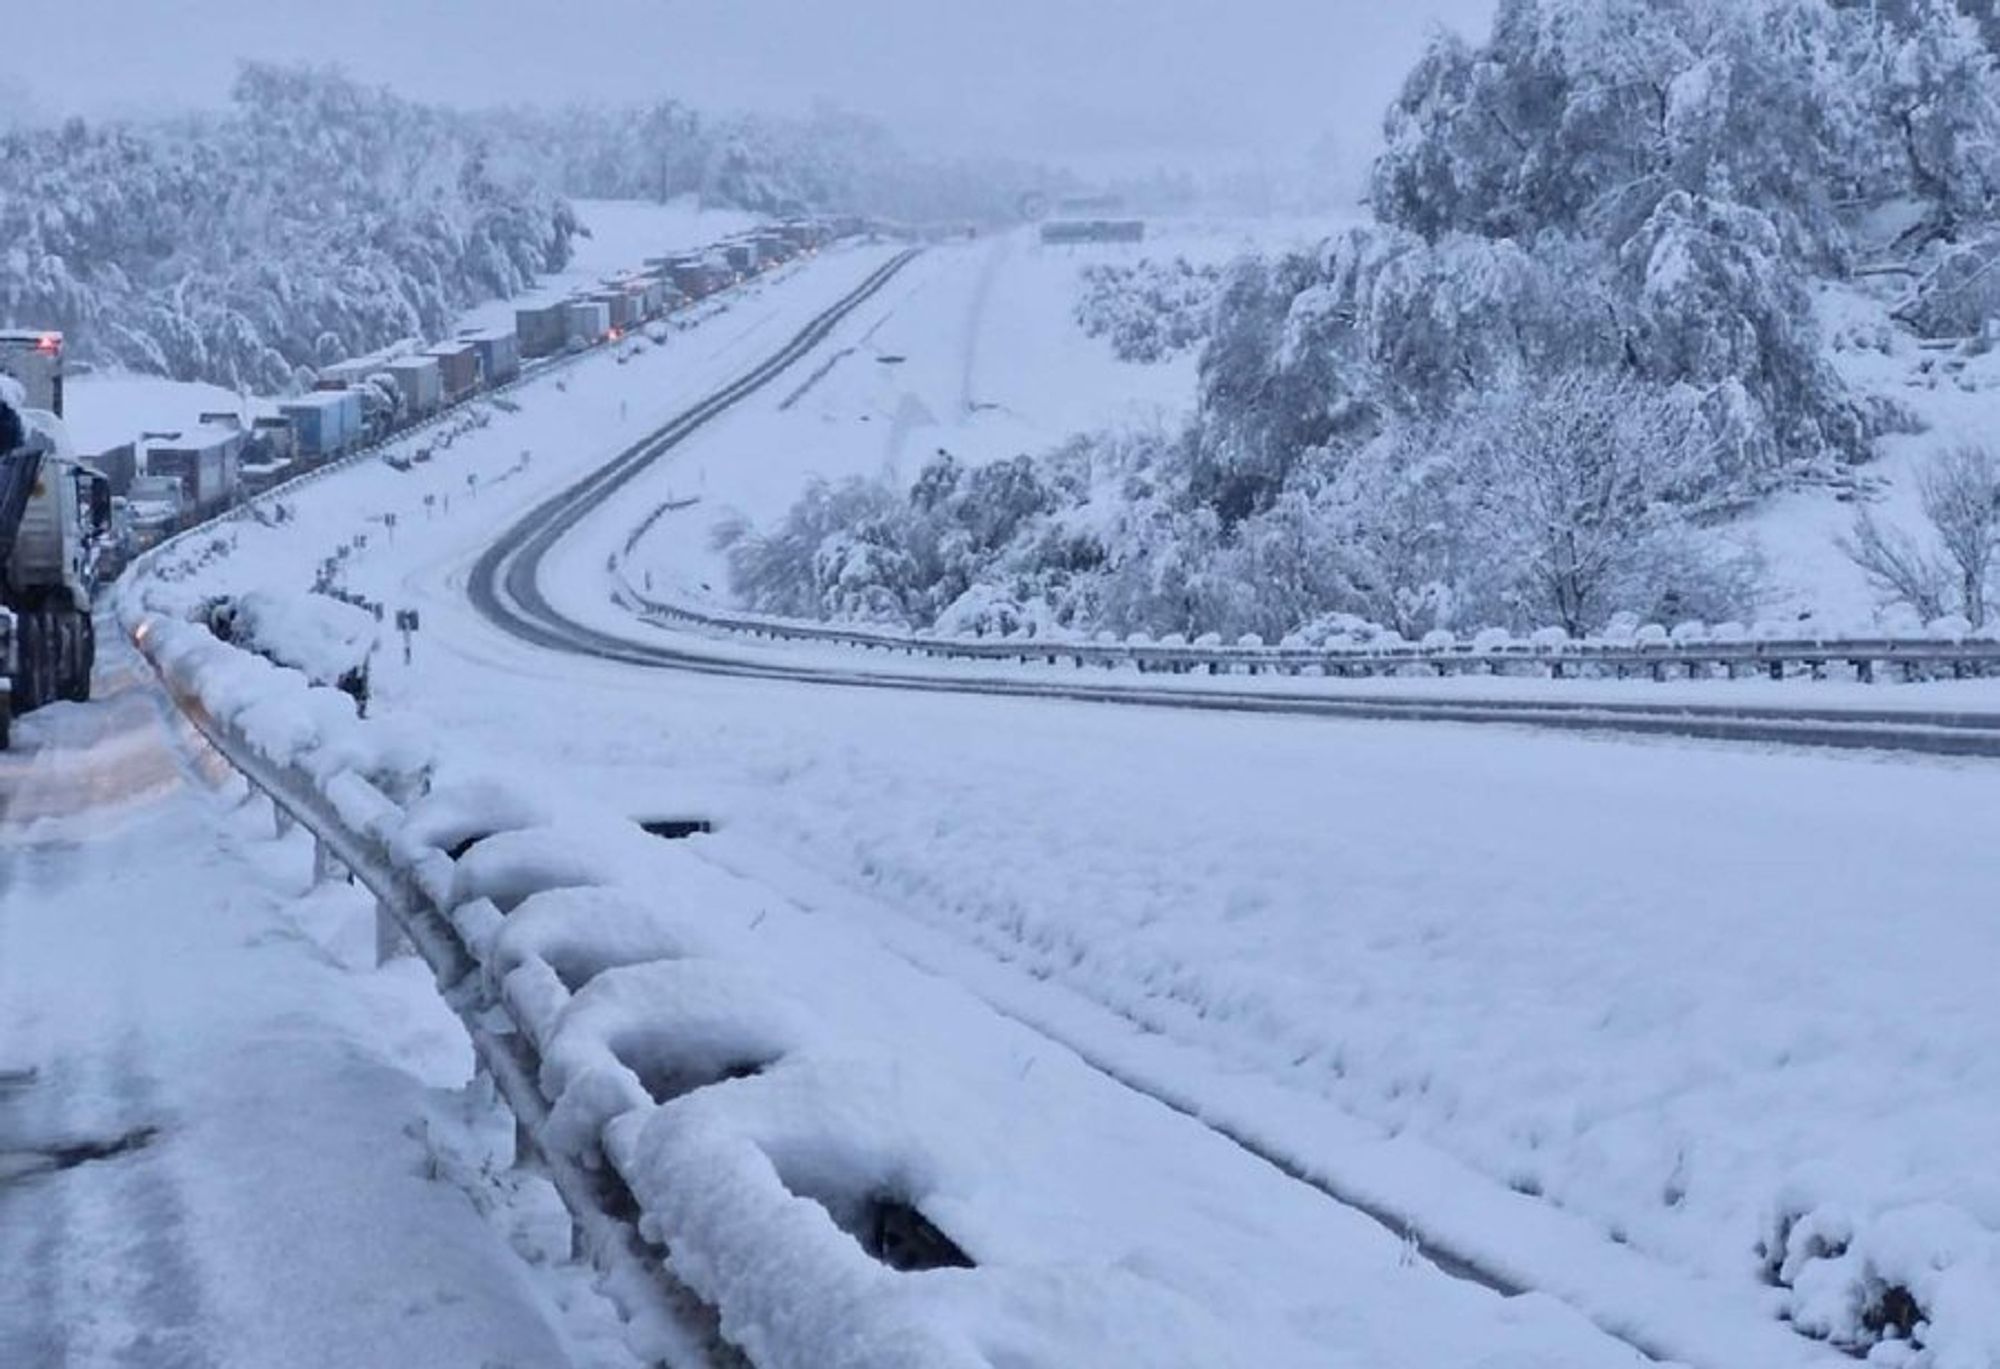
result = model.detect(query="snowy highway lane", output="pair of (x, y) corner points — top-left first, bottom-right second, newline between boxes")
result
(137, 242), (2000, 1365)
(0, 642), (625, 1369)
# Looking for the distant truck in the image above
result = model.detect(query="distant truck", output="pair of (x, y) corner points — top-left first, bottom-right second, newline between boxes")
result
(382, 356), (444, 418)
(279, 390), (366, 462)
(0, 331), (65, 416)
(1039, 219), (1147, 246)
(460, 328), (520, 386)
(565, 299), (612, 349)
(516, 302), (570, 359)
(144, 425), (244, 520)
(425, 341), (482, 404)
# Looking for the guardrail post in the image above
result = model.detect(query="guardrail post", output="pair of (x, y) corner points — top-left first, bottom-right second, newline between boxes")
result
(374, 899), (408, 966)
(312, 836), (341, 885)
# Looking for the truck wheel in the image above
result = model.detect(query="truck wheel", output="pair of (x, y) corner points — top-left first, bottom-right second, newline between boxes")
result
(15, 612), (47, 712)
(60, 612), (93, 703)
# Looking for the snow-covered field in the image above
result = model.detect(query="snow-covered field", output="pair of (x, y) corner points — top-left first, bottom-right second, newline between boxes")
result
(123, 236), (2000, 1365)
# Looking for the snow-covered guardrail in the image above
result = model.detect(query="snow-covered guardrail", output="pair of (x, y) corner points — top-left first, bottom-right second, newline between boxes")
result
(617, 574), (2000, 685)
(130, 611), (1303, 1369)
(129, 611), (729, 1363)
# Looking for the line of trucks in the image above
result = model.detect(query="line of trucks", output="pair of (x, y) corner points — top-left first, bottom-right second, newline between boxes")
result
(0, 218), (844, 747)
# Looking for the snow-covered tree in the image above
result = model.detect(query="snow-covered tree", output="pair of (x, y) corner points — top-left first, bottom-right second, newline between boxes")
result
(0, 64), (575, 392)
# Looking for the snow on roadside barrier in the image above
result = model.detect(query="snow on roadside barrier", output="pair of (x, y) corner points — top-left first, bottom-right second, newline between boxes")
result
(1764, 1191), (2000, 1367)
(209, 589), (378, 688)
(137, 612), (430, 796)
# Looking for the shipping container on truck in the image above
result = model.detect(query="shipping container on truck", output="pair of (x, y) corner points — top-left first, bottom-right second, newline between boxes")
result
(144, 425), (243, 519)
(94, 442), (139, 497)
(1039, 219), (1147, 245)
(515, 302), (570, 359)
(280, 390), (364, 461)
(460, 328), (520, 385)
(424, 342), (481, 403)
(382, 356), (443, 417)
(617, 277), (663, 320)
(565, 299), (612, 348)
(777, 220), (826, 250)
(0, 330), (64, 416)
(588, 291), (637, 333)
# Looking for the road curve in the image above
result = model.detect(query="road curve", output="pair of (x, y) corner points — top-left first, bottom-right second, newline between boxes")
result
(467, 252), (2000, 761)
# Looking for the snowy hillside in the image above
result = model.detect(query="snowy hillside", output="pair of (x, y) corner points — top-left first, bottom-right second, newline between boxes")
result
(719, 0), (2000, 646)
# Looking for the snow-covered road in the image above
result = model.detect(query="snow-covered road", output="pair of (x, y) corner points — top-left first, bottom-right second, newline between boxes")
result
(126, 239), (2000, 1365)
(0, 641), (626, 1368)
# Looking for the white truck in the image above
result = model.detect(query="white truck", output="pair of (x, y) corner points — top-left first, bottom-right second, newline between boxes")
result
(1, 380), (113, 748)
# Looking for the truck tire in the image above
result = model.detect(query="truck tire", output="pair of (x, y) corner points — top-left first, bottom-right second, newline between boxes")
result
(15, 611), (47, 713)
(60, 612), (93, 703)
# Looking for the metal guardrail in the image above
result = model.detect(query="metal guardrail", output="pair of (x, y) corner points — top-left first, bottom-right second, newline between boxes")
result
(131, 625), (735, 1368)
(618, 578), (2000, 685)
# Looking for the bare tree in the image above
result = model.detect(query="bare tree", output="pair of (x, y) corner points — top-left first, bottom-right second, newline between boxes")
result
(1838, 506), (1953, 623)
(1469, 371), (1718, 636)
(1839, 445), (2000, 627)
(1917, 443), (2000, 627)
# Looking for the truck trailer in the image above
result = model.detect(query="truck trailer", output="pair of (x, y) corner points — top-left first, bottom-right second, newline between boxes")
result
(565, 300), (612, 349)
(516, 303), (570, 359)
(383, 356), (444, 418)
(280, 390), (366, 462)
(461, 328), (520, 386)
(144, 426), (243, 520)
(0, 331), (65, 416)
(425, 341), (482, 403)
(2, 388), (112, 747)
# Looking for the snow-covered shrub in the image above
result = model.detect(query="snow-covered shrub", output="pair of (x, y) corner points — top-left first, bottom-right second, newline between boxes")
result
(1074, 257), (1223, 363)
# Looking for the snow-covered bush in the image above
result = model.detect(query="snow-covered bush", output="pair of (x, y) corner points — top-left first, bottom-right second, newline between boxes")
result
(1074, 257), (1223, 363)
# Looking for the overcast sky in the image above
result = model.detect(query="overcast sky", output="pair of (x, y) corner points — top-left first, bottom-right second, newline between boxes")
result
(12, 1), (1497, 173)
